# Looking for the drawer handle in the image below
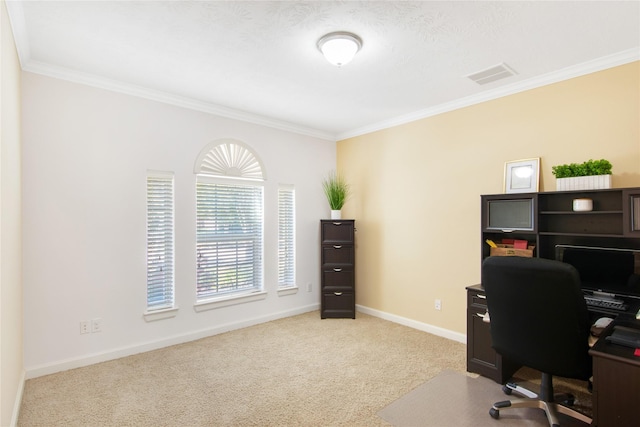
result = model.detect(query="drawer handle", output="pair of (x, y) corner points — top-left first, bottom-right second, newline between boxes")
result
(334, 292), (343, 296)
(333, 222), (342, 226)
(333, 245), (342, 249)
(333, 268), (342, 272)
(477, 294), (486, 299)
(476, 312), (490, 323)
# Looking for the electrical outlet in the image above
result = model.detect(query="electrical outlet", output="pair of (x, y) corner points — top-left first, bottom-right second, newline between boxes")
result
(307, 282), (312, 292)
(80, 320), (90, 334)
(435, 299), (442, 311)
(92, 318), (103, 333)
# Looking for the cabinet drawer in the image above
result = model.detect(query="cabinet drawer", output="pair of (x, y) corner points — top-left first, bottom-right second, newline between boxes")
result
(467, 290), (487, 308)
(467, 306), (499, 369)
(322, 245), (354, 265)
(321, 291), (355, 319)
(321, 221), (354, 244)
(321, 268), (354, 290)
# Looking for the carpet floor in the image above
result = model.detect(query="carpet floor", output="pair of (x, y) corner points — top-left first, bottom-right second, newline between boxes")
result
(18, 311), (591, 426)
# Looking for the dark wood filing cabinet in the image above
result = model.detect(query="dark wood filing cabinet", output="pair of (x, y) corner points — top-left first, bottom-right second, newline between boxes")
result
(320, 220), (355, 319)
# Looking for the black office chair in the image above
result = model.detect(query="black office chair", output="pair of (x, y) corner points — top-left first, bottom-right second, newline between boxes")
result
(482, 256), (592, 427)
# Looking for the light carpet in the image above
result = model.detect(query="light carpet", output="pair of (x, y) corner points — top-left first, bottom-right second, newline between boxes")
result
(19, 311), (591, 426)
(378, 369), (591, 427)
(19, 311), (467, 426)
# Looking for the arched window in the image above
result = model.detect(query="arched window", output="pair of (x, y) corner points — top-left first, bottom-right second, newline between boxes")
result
(194, 139), (265, 180)
(194, 139), (265, 303)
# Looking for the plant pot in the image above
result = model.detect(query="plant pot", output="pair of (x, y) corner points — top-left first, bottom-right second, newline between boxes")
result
(331, 210), (342, 220)
(556, 175), (612, 191)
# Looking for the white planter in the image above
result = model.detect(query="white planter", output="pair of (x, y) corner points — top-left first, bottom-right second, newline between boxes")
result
(556, 175), (612, 191)
(331, 210), (342, 220)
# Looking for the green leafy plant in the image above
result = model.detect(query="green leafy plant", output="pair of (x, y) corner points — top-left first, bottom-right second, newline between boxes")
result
(551, 159), (612, 178)
(322, 171), (350, 210)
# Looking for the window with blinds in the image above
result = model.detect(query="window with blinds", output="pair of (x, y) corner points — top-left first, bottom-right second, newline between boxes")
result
(146, 172), (175, 311)
(196, 178), (263, 300)
(278, 185), (295, 288)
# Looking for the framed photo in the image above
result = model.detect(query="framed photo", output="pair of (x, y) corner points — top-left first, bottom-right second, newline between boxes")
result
(504, 158), (540, 193)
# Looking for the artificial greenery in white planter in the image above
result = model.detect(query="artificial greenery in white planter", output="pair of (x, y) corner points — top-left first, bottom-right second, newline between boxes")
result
(322, 171), (350, 219)
(551, 159), (612, 191)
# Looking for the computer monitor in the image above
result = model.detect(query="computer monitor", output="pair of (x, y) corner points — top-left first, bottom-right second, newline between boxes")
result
(486, 198), (534, 231)
(556, 245), (640, 300)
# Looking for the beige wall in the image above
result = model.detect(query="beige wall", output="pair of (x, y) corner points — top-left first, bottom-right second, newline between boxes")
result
(0, 0), (23, 425)
(337, 62), (640, 335)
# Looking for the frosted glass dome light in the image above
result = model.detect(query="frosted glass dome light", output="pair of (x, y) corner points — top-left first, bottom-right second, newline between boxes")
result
(317, 32), (362, 67)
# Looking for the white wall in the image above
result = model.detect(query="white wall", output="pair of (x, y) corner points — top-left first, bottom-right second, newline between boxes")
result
(22, 72), (335, 377)
(1, 0), (24, 424)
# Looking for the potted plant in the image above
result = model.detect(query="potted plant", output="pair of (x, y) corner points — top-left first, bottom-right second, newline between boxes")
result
(322, 171), (350, 219)
(551, 159), (612, 191)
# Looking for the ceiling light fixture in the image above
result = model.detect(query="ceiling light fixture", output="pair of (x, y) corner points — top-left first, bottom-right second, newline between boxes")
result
(317, 31), (362, 67)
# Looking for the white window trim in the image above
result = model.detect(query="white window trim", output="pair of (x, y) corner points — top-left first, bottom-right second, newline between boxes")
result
(143, 306), (179, 322)
(277, 286), (299, 297)
(193, 290), (267, 312)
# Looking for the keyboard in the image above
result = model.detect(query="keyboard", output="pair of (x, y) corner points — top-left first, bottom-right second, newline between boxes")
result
(585, 296), (628, 311)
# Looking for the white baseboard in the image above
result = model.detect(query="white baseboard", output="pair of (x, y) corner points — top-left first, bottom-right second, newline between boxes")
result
(26, 303), (319, 379)
(356, 304), (466, 344)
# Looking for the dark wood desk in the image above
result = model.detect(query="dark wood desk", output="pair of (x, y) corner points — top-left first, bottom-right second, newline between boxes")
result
(589, 315), (640, 427)
(467, 285), (640, 426)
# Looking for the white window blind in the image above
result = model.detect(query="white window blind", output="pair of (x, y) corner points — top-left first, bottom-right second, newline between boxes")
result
(146, 172), (175, 311)
(196, 179), (263, 300)
(278, 185), (295, 288)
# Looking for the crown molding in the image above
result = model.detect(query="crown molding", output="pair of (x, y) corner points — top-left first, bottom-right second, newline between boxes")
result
(337, 48), (640, 141)
(18, 48), (640, 145)
(7, 0), (337, 142)
(21, 60), (337, 142)
(6, 2), (638, 144)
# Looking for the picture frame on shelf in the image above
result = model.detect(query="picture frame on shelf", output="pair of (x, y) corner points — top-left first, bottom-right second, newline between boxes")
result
(504, 158), (540, 194)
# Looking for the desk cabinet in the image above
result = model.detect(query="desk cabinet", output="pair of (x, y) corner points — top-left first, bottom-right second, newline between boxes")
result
(589, 319), (640, 427)
(466, 285), (519, 383)
(320, 220), (355, 319)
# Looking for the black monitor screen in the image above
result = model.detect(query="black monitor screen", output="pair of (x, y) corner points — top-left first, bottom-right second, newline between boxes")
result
(487, 199), (534, 231)
(556, 245), (640, 299)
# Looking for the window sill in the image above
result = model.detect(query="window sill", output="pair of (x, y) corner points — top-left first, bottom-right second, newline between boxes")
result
(277, 286), (299, 296)
(143, 306), (179, 322)
(194, 290), (267, 312)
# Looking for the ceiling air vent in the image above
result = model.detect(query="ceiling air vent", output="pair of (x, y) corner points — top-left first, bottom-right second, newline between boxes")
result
(467, 63), (517, 85)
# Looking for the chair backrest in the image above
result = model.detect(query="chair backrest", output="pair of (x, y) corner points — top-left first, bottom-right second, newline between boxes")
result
(482, 256), (592, 380)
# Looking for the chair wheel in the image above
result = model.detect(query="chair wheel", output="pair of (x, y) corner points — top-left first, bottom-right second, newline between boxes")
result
(565, 397), (574, 406)
(502, 385), (512, 395)
(489, 408), (500, 419)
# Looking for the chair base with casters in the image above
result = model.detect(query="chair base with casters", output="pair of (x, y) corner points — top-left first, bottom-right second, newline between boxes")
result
(489, 372), (592, 427)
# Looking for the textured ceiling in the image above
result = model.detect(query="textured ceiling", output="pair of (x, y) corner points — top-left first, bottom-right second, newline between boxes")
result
(6, 1), (640, 140)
